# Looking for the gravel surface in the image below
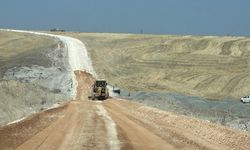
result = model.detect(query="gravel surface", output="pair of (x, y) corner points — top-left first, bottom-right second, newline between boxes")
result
(117, 90), (250, 131)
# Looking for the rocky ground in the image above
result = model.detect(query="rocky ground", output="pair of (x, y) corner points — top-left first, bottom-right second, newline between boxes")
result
(117, 90), (250, 131)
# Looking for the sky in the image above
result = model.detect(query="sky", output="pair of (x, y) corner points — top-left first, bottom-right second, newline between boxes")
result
(0, 0), (250, 36)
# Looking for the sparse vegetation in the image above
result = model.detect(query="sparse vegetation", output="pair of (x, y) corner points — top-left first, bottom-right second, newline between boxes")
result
(0, 80), (66, 125)
(0, 31), (69, 125)
(0, 31), (58, 78)
(58, 32), (250, 100)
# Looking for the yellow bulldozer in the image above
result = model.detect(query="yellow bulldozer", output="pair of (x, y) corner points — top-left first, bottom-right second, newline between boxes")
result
(89, 79), (109, 100)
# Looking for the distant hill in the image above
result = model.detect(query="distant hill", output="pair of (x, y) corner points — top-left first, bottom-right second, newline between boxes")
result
(59, 32), (250, 100)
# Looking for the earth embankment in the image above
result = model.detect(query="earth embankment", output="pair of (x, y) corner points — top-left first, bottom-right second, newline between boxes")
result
(0, 30), (75, 125)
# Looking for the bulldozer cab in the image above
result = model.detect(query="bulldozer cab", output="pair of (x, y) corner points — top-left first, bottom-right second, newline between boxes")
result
(90, 79), (109, 100)
(95, 80), (107, 87)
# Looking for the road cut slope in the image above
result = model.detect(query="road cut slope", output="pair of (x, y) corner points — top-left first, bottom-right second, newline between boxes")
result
(0, 30), (71, 125)
(1, 71), (250, 150)
(0, 29), (99, 126)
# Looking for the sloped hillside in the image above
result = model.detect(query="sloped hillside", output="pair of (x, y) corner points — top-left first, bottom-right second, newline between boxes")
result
(58, 32), (250, 100)
(0, 31), (71, 125)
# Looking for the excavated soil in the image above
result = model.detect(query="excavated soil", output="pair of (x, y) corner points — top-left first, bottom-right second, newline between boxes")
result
(1, 71), (250, 150)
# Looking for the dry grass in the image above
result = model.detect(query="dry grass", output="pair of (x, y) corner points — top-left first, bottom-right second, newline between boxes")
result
(0, 31), (56, 58)
(0, 31), (67, 125)
(0, 80), (66, 125)
(52, 32), (250, 100)
(0, 31), (58, 77)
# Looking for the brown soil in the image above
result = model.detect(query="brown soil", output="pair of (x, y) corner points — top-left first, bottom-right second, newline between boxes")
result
(104, 99), (250, 150)
(0, 70), (250, 150)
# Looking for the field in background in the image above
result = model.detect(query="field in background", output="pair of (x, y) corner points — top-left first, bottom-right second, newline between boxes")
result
(57, 32), (250, 100)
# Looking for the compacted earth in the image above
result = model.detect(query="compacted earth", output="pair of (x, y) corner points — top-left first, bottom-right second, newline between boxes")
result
(1, 71), (250, 150)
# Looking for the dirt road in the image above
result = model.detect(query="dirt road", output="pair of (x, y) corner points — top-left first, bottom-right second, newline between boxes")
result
(1, 71), (250, 150)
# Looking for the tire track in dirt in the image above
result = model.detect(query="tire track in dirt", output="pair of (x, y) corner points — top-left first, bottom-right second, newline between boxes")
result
(104, 100), (208, 150)
(194, 75), (219, 90)
(74, 33), (250, 99)
(104, 102), (176, 150)
(221, 74), (249, 93)
(0, 103), (68, 149)
(220, 39), (241, 55)
(12, 71), (113, 150)
(104, 99), (250, 150)
(96, 104), (120, 150)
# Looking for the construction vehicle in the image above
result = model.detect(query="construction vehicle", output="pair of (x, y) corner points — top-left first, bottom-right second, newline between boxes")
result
(112, 85), (120, 95)
(89, 79), (109, 100)
(241, 95), (250, 103)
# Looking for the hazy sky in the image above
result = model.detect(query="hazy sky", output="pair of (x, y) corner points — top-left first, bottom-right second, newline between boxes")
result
(0, 0), (250, 36)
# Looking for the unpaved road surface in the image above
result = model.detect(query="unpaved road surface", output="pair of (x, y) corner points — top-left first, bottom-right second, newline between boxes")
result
(1, 71), (250, 150)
